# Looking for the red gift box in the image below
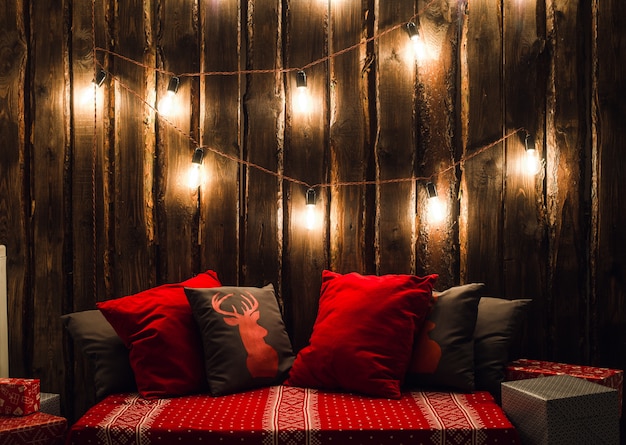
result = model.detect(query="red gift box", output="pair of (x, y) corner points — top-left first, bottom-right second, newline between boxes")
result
(505, 358), (623, 415)
(0, 411), (67, 445)
(0, 379), (40, 416)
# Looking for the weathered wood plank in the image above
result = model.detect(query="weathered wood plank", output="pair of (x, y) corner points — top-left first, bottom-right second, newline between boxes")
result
(0, 0), (28, 379)
(199, 0), (240, 286)
(546, 0), (590, 364)
(415, 0), (461, 288)
(283, 0), (329, 351)
(68, 0), (108, 420)
(328, 0), (370, 274)
(593, 0), (626, 372)
(240, 0), (281, 289)
(29, 1), (67, 397)
(502, 0), (548, 358)
(374, 0), (416, 275)
(156, 0), (200, 282)
(460, 0), (504, 294)
(112, 0), (156, 296)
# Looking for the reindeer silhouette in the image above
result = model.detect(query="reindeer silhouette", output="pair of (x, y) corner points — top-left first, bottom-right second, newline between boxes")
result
(212, 291), (279, 378)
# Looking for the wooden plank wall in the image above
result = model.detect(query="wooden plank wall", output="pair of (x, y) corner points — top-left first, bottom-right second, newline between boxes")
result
(1, 0), (625, 424)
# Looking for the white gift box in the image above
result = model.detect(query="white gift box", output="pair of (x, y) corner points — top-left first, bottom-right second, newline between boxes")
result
(40, 392), (61, 416)
(502, 374), (619, 445)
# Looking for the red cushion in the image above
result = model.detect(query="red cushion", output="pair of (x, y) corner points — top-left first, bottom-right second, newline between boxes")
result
(285, 270), (436, 399)
(97, 270), (221, 398)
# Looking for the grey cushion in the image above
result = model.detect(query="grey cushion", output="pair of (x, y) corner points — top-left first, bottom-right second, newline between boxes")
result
(61, 310), (136, 400)
(474, 297), (532, 402)
(407, 283), (484, 392)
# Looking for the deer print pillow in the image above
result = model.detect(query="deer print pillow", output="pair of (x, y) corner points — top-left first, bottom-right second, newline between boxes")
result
(185, 284), (295, 396)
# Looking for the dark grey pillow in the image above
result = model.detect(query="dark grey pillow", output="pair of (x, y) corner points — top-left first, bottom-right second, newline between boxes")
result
(61, 310), (136, 400)
(185, 284), (295, 396)
(407, 283), (485, 392)
(473, 297), (532, 402)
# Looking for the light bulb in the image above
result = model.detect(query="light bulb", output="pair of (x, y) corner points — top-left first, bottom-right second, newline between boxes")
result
(79, 70), (107, 106)
(428, 196), (446, 224)
(188, 147), (204, 189)
(188, 163), (201, 189)
(158, 93), (175, 116)
(426, 182), (446, 224)
(524, 148), (542, 175)
(406, 21), (427, 61)
(295, 71), (312, 114)
(523, 133), (542, 176)
(305, 188), (317, 230)
(158, 77), (180, 117)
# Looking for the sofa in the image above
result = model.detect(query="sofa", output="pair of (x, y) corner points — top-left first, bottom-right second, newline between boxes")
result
(62, 270), (531, 444)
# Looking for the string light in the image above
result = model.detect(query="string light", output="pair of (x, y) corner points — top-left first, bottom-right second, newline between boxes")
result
(523, 132), (542, 176)
(406, 21), (427, 60)
(426, 182), (446, 224)
(80, 70), (107, 105)
(294, 70), (312, 114)
(188, 147), (205, 189)
(87, 13), (532, 195)
(158, 76), (180, 116)
(305, 188), (317, 230)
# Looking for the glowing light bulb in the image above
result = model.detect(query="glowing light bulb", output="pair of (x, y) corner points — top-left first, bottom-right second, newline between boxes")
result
(426, 182), (446, 224)
(523, 133), (542, 176)
(305, 188), (317, 230)
(295, 71), (312, 114)
(406, 21), (427, 61)
(79, 70), (106, 106)
(188, 148), (204, 189)
(158, 77), (180, 117)
(524, 148), (541, 175)
(188, 163), (201, 189)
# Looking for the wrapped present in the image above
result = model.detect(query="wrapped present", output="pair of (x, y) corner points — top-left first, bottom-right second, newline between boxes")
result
(0, 411), (67, 445)
(505, 358), (623, 415)
(40, 393), (61, 417)
(502, 374), (619, 445)
(0, 378), (40, 416)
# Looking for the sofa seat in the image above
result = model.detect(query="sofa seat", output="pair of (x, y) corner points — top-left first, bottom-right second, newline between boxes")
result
(66, 385), (519, 445)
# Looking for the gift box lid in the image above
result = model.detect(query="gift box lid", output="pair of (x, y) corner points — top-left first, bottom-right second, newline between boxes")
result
(502, 374), (618, 419)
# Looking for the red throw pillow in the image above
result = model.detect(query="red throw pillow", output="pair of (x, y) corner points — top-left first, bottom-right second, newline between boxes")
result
(285, 270), (437, 399)
(97, 270), (221, 398)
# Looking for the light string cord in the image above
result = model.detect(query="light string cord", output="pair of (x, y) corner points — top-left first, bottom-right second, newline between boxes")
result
(90, 0), (524, 193)
(114, 68), (523, 190)
(92, 3), (433, 78)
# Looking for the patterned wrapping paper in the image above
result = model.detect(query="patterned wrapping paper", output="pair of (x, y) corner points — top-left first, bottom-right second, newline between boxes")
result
(505, 358), (624, 415)
(67, 386), (520, 445)
(501, 374), (619, 445)
(0, 411), (67, 445)
(0, 378), (40, 416)
(40, 393), (61, 417)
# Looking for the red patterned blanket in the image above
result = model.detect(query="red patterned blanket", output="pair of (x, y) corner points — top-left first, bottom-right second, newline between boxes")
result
(66, 386), (519, 445)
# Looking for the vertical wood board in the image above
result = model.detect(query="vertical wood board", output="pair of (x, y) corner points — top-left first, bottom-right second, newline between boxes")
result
(0, 0), (28, 379)
(156, 0), (200, 282)
(199, 0), (241, 286)
(460, 0), (505, 294)
(29, 0), (68, 395)
(112, 0), (156, 296)
(328, 0), (370, 274)
(415, 0), (461, 286)
(374, 0), (417, 275)
(240, 0), (282, 289)
(283, 0), (329, 351)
